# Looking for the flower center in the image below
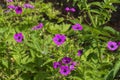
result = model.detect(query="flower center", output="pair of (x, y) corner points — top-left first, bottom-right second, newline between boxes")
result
(65, 60), (69, 63)
(58, 39), (62, 42)
(18, 36), (21, 40)
(76, 26), (80, 29)
(63, 69), (66, 72)
(110, 45), (114, 48)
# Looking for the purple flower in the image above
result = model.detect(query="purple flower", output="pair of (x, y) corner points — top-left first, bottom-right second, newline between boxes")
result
(59, 66), (70, 76)
(62, 57), (72, 64)
(69, 65), (75, 71)
(70, 8), (76, 12)
(6, 0), (13, 2)
(53, 62), (61, 69)
(8, 5), (16, 10)
(65, 7), (70, 12)
(69, 61), (77, 71)
(107, 41), (118, 51)
(32, 23), (43, 30)
(53, 34), (66, 46)
(77, 50), (83, 56)
(14, 32), (24, 43)
(15, 6), (22, 14)
(23, 3), (34, 9)
(72, 23), (83, 31)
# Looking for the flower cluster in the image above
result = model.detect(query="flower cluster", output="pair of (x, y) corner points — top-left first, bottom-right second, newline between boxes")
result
(7, 3), (34, 14)
(107, 41), (120, 51)
(7, 4), (22, 14)
(53, 34), (66, 46)
(13, 23), (44, 42)
(65, 7), (76, 12)
(53, 57), (77, 76)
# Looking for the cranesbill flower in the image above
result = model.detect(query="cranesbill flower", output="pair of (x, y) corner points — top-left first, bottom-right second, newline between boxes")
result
(8, 5), (16, 10)
(77, 50), (83, 56)
(53, 34), (66, 46)
(65, 7), (70, 12)
(62, 57), (72, 64)
(53, 62), (61, 69)
(107, 41), (118, 51)
(70, 8), (76, 12)
(59, 66), (70, 76)
(72, 23), (83, 31)
(24, 3), (34, 9)
(6, 0), (13, 2)
(15, 6), (22, 14)
(14, 32), (24, 43)
(32, 23), (43, 30)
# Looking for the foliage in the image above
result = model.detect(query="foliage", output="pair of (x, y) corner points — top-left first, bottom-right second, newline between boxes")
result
(0, 0), (120, 80)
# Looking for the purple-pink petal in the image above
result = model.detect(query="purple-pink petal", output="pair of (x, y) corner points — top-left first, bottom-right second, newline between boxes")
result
(32, 23), (43, 30)
(70, 8), (76, 12)
(65, 7), (70, 12)
(72, 23), (83, 31)
(8, 5), (16, 10)
(53, 62), (61, 69)
(24, 3), (34, 9)
(62, 57), (72, 64)
(71, 61), (77, 66)
(69, 65), (75, 71)
(6, 0), (13, 2)
(77, 50), (83, 56)
(117, 42), (120, 46)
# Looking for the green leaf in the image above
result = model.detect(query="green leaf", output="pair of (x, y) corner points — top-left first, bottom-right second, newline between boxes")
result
(41, 58), (54, 67)
(2, 59), (8, 68)
(103, 26), (119, 35)
(113, 60), (120, 78)
(105, 60), (120, 80)
(69, 76), (82, 80)
(57, 17), (64, 23)
(81, 48), (93, 61)
(46, 23), (70, 34)
(109, 0), (120, 3)
(69, 19), (81, 24)
(12, 54), (21, 65)
(88, 2), (102, 8)
(34, 71), (50, 80)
